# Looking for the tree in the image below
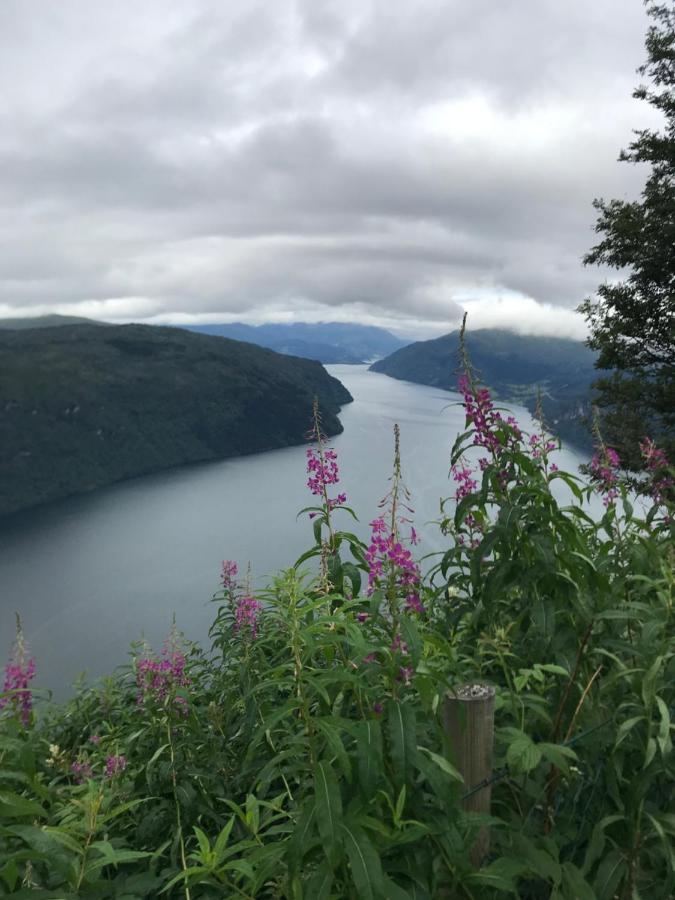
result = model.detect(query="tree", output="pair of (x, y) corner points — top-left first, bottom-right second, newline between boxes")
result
(579, 0), (675, 469)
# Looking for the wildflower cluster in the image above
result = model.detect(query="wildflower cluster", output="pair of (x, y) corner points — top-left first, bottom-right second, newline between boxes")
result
(136, 644), (190, 711)
(640, 437), (673, 506)
(365, 517), (423, 613)
(221, 559), (238, 591)
(0, 623), (36, 727)
(589, 446), (621, 506)
(105, 755), (127, 777)
(70, 760), (93, 783)
(234, 593), (262, 638)
(305, 399), (347, 516)
(306, 447), (347, 510)
(451, 375), (524, 507)
(529, 432), (558, 461)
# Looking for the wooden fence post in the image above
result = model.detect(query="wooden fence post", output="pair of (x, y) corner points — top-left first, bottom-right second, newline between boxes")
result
(442, 683), (496, 866)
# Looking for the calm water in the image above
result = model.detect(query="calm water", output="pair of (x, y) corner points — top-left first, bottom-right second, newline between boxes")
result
(0, 367), (591, 697)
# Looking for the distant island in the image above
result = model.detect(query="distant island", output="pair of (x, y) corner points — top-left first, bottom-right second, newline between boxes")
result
(0, 323), (352, 517)
(185, 322), (409, 364)
(370, 328), (597, 451)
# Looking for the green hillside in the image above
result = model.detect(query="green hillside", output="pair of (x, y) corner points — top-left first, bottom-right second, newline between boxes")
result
(0, 323), (352, 517)
(370, 328), (597, 450)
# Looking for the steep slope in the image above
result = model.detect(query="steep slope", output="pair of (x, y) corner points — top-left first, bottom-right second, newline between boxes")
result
(370, 329), (597, 450)
(186, 322), (409, 363)
(0, 324), (352, 517)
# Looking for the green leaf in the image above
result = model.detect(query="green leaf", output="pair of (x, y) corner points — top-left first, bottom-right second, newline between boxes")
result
(593, 849), (627, 900)
(0, 792), (46, 819)
(287, 801), (316, 871)
(506, 733), (542, 774)
(314, 761), (343, 860)
(213, 818), (235, 864)
(305, 862), (333, 899)
(387, 700), (416, 787)
(538, 742), (577, 774)
(561, 862), (595, 900)
(340, 822), (384, 900)
(614, 715), (645, 749)
(416, 746), (463, 783)
(356, 719), (383, 797)
(655, 695), (672, 756)
(583, 815), (624, 874)
(381, 876), (414, 900)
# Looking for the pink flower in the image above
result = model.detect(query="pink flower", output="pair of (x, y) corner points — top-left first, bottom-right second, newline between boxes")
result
(137, 643), (190, 707)
(89, 734), (101, 745)
(589, 447), (621, 506)
(1, 626), (35, 727)
(306, 447), (346, 511)
(398, 666), (414, 685)
(105, 755), (126, 777)
(71, 760), (93, 783)
(221, 560), (238, 591)
(234, 594), (262, 639)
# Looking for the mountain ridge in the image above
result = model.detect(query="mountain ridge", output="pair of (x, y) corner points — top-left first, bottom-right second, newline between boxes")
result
(370, 328), (597, 450)
(0, 323), (352, 517)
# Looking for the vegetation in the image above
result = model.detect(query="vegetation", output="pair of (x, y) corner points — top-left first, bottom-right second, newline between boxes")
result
(1, 358), (673, 898)
(579, 0), (674, 468)
(370, 328), (597, 450)
(186, 323), (409, 365)
(0, 323), (351, 517)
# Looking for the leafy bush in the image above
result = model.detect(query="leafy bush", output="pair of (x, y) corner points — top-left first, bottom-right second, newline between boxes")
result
(1, 374), (673, 898)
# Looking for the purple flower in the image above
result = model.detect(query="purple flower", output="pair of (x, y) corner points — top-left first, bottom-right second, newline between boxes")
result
(589, 447), (621, 506)
(89, 734), (101, 745)
(1, 626), (36, 727)
(221, 560), (238, 591)
(365, 517), (422, 610)
(450, 464), (478, 501)
(71, 760), (93, 783)
(105, 755), (126, 777)
(234, 594), (262, 639)
(373, 702), (383, 715)
(405, 594), (425, 614)
(137, 643), (190, 707)
(398, 666), (414, 685)
(306, 446), (347, 511)
(357, 612), (370, 623)
(640, 438), (672, 505)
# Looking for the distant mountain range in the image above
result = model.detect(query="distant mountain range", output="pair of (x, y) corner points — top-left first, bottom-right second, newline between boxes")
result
(185, 322), (409, 364)
(0, 323), (351, 517)
(0, 314), (107, 330)
(370, 328), (597, 451)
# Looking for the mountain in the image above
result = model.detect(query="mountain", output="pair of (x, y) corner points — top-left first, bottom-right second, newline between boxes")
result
(370, 329), (597, 450)
(185, 322), (409, 364)
(0, 314), (107, 329)
(0, 323), (351, 517)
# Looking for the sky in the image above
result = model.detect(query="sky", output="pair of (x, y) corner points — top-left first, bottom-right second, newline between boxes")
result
(0, 0), (660, 340)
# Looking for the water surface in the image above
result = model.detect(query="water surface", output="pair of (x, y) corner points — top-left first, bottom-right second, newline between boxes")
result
(0, 367), (591, 696)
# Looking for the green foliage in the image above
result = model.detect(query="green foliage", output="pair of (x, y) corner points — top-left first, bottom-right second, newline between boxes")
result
(579, 1), (675, 468)
(1, 374), (673, 897)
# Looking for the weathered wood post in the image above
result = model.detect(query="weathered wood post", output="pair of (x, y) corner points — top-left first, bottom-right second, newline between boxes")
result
(442, 683), (496, 866)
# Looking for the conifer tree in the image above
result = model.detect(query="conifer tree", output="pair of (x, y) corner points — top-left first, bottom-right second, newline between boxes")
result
(579, 0), (674, 468)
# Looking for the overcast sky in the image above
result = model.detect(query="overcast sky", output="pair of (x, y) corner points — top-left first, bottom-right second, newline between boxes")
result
(0, 0), (659, 339)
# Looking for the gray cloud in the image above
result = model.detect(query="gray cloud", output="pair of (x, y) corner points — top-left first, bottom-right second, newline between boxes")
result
(0, 0), (656, 336)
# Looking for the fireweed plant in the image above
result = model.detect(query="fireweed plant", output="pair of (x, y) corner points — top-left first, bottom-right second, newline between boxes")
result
(1, 354), (673, 898)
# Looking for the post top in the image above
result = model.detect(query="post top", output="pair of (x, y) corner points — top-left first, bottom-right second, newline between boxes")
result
(450, 683), (495, 701)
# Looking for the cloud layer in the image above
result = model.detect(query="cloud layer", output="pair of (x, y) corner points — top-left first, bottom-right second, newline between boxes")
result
(0, 0), (657, 338)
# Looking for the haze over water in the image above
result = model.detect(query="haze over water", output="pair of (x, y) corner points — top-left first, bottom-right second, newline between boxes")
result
(0, 367), (591, 698)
